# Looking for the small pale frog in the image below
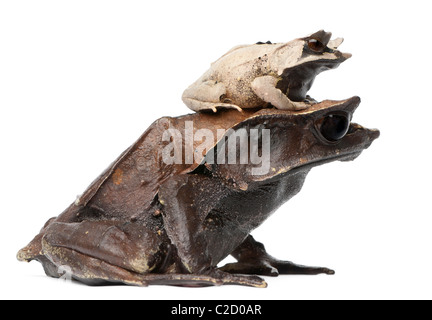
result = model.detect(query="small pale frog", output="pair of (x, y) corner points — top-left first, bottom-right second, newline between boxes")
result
(182, 30), (351, 112)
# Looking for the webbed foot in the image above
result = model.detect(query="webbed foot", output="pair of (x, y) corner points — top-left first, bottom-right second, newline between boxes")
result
(182, 99), (243, 113)
(142, 269), (267, 288)
(220, 235), (334, 276)
(220, 260), (334, 276)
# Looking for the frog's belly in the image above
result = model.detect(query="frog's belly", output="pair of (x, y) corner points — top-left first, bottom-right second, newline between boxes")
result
(202, 170), (310, 266)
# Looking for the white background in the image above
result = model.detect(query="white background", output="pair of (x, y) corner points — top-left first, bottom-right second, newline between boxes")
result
(1, 0), (431, 300)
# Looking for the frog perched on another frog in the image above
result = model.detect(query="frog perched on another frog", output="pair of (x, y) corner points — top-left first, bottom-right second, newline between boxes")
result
(17, 97), (379, 287)
(182, 30), (350, 112)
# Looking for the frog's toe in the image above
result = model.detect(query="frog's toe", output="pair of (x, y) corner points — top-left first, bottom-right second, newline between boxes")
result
(183, 98), (243, 113)
(304, 95), (318, 104)
(221, 259), (334, 277)
(134, 270), (267, 288)
(220, 272), (267, 287)
(272, 260), (335, 275)
(289, 100), (311, 111)
(217, 103), (243, 112)
(209, 269), (267, 287)
(219, 261), (279, 277)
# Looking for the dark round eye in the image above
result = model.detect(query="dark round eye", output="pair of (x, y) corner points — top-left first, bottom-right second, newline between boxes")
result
(308, 38), (326, 53)
(318, 113), (350, 142)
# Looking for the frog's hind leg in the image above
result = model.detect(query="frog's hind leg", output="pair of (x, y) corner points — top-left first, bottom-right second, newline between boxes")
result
(42, 236), (149, 286)
(182, 80), (242, 112)
(43, 236), (266, 287)
(40, 220), (166, 286)
(220, 235), (335, 276)
(41, 220), (267, 287)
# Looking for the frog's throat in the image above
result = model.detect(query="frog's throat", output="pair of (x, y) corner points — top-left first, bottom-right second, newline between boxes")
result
(278, 58), (346, 103)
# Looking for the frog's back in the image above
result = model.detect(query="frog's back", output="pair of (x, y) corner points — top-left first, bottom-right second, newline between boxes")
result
(75, 110), (254, 220)
(210, 43), (277, 71)
(75, 117), (187, 220)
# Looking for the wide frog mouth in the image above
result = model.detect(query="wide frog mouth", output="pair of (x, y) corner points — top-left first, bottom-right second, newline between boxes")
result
(252, 96), (380, 180)
(283, 120), (380, 179)
(301, 97), (380, 169)
(276, 30), (352, 103)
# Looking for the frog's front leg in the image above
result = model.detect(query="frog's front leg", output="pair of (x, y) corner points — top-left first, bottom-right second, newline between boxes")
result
(220, 235), (335, 276)
(251, 76), (311, 111)
(182, 79), (242, 112)
(158, 175), (267, 288)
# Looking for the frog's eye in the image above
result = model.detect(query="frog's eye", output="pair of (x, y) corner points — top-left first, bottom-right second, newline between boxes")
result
(308, 38), (326, 53)
(317, 113), (350, 142)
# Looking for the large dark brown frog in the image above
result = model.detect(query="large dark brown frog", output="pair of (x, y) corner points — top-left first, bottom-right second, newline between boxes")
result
(17, 96), (379, 287)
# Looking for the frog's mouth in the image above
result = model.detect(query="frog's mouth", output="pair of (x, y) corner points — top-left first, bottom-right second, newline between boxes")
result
(290, 122), (379, 174)
(278, 31), (352, 103)
(278, 53), (351, 105)
(279, 57), (351, 103)
(292, 96), (380, 171)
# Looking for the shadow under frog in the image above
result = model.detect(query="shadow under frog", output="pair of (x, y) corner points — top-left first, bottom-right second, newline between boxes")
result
(17, 97), (379, 287)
